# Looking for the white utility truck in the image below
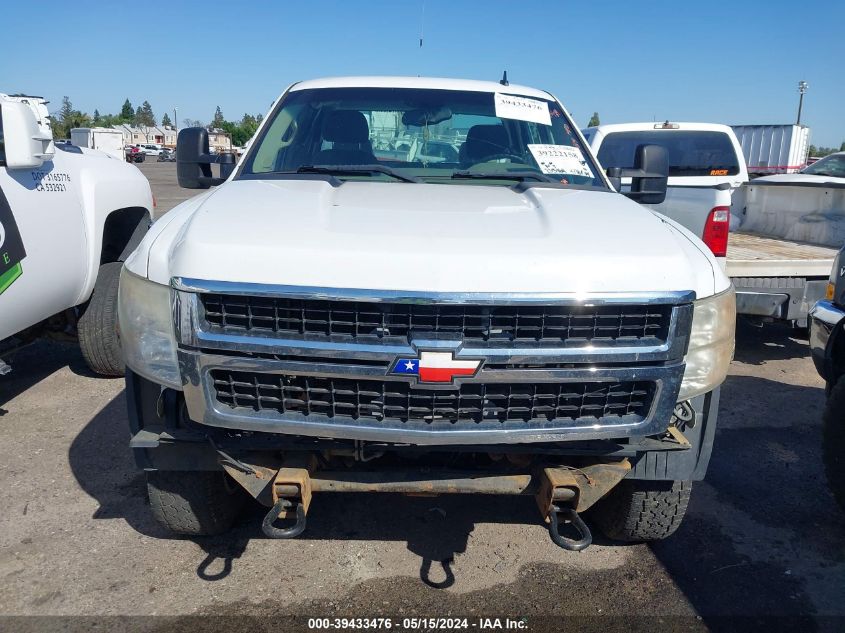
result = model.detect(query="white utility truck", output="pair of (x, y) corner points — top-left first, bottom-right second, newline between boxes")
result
(119, 77), (735, 549)
(70, 127), (125, 161)
(0, 93), (153, 375)
(585, 122), (836, 325)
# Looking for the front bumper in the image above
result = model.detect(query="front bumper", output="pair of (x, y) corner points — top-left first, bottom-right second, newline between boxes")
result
(808, 300), (845, 382)
(126, 369), (721, 482)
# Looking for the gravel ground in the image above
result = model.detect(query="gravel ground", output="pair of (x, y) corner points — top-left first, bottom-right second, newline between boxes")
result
(0, 162), (843, 631)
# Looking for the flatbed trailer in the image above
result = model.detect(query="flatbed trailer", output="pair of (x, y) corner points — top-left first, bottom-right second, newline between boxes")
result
(728, 232), (836, 324)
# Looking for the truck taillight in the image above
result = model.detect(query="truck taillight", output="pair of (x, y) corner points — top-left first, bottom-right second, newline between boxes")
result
(703, 206), (730, 257)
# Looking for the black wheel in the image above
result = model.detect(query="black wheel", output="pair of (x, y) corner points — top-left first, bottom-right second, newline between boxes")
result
(591, 480), (691, 542)
(78, 261), (123, 376)
(823, 377), (845, 511)
(147, 470), (247, 536)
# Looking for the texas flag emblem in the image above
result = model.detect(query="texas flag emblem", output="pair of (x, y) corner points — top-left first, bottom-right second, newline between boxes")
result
(391, 351), (482, 383)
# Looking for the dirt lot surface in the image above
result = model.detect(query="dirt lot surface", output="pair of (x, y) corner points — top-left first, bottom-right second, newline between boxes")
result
(1, 161), (843, 631)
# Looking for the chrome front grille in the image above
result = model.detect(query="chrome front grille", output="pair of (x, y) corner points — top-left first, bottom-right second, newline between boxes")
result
(200, 293), (673, 347)
(212, 370), (655, 426)
(173, 279), (694, 445)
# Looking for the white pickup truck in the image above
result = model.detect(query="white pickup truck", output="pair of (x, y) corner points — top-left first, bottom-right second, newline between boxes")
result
(585, 122), (836, 325)
(119, 76), (735, 549)
(0, 93), (153, 375)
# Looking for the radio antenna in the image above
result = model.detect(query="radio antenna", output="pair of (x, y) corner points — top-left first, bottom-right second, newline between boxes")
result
(419, 1), (425, 47)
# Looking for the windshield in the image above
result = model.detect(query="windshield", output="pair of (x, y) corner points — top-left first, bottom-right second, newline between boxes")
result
(597, 130), (741, 176)
(239, 87), (605, 188)
(802, 154), (845, 177)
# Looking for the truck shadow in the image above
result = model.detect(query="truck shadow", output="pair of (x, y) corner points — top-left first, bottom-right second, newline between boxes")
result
(66, 369), (843, 615)
(733, 318), (810, 365)
(195, 493), (540, 588)
(67, 390), (543, 587)
(649, 373), (844, 628)
(0, 340), (81, 414)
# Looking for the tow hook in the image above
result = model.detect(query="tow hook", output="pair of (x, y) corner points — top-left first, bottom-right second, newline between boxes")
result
(261, 460), (313, 539)
(262, 498), (307, 539)
(547, 504), (592, 551)
(535, 462), (630, 552)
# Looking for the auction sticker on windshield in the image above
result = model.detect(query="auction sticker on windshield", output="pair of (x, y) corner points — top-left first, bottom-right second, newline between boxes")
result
(494, 93), (551, 126)
(528, 144), (592, 178)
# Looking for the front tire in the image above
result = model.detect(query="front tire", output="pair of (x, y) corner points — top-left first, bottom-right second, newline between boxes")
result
(147, 470), (247, 536)
(823, 377), (845, 511)
(78, 261), (123, 376)
(591, 480), (692, 542)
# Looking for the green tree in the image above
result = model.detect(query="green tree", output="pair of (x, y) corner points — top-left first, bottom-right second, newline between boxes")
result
(587, 112), (600, 127)
(161, 112), (172, 127)
(93, 109), (101, 124)
(137, 101), (156, 127)
(120, 98), (134, 121)
(96, 113), (120, 129)
(211, 106), (224, 129)
(840, 141), (845, 152)
(59, 96), (74, 127)
(52, 97), (91, 138)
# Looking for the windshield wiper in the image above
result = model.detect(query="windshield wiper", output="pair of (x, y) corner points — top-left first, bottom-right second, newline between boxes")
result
(450, 170), (556, 182)
(296, 164), (422, 183)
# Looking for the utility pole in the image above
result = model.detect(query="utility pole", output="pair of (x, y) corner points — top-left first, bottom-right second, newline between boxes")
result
(796, 81), (808, 125)
(174, 107), (178, 132)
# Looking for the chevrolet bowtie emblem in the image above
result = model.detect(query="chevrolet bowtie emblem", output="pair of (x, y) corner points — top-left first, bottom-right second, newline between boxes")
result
(390, 351), (482, 383)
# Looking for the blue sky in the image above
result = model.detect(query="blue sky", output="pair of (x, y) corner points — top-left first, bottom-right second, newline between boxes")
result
(3, 0), (843, 146)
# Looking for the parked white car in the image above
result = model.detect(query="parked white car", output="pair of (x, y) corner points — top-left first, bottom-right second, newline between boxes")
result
(753, 151), (845, 185)
(138, 143), (164, 156)
(139, 143), (164, 156)
(0, 93), (154, 375)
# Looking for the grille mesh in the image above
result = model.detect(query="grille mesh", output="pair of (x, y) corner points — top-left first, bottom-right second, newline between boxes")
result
(201, 295), (672, 345)
(211, 370), (654, 425)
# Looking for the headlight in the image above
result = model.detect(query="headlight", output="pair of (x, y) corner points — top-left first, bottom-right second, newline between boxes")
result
(677, 287), (736, 402)
(118, 267), (181, 389)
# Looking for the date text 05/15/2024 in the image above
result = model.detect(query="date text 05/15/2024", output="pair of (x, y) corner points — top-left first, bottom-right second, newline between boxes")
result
(307, 617), (529, 630)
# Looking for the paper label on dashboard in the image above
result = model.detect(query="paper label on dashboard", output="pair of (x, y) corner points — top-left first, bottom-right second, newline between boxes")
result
(494, 93), (552, 126)
(528, 144), (593, 177)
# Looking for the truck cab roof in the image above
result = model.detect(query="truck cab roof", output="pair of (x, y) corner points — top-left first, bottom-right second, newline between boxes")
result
(584, 122), (738, 134)
(290, 76), (554, 101)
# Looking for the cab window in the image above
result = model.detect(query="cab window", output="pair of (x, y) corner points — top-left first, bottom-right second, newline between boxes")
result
(598, 130), (740, 176)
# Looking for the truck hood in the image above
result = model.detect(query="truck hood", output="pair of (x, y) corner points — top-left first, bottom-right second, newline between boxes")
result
(135, 179), (726, 298)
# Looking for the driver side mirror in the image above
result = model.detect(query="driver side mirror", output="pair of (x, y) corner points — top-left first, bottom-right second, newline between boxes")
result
(0, 101), (54, 169)
(176, 127), (236, 189)
(605, 144), (668, 205)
